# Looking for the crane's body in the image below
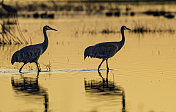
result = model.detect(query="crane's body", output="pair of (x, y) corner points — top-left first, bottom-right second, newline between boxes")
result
(11, 25), (57, 73)
(84, 26), (130, 71)
(11, 44), (45, 64)
(84, 41), (124, 59)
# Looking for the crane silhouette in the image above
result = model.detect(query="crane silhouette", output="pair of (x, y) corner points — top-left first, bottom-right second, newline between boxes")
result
(11, 25), (57, 73)
(84, 26), (130, 71)
(1, 0), (17, 13)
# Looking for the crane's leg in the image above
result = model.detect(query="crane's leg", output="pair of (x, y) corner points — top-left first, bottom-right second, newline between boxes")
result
(19, 63), (26, 73)
(98, 59), (105, 72)
(106, 59), (109, 71)
(98, 69), (104, 80)
(106, 70), (109, 87)
(98, 70), (105, 86)
(37, 71), (39, 78)
(35, 62), (41, 73)
(38, 63), (41, 72)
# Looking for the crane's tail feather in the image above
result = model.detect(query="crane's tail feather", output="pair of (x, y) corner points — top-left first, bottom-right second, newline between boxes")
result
(84, 50), (88, 60)
(11, 54), (16, 65)
(84, 55), (87, 60)
(11, 51), (20, 65)
(84, 47), (89, 60)
(11, 60), (15, 65)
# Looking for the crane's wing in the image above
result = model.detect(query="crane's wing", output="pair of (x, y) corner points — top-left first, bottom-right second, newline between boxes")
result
(84, 43), (119, 59)
(11, 45), (42, 64)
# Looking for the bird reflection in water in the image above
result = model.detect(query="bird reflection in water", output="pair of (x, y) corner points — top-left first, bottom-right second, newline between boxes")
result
(84, 71), (126, 112)
(11, 74), (49, 112)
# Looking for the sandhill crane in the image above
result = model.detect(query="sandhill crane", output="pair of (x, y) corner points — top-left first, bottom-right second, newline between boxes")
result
(1, 0), (17, 13)
(84, 26), (130, 71)
(11, 25), (57, 73)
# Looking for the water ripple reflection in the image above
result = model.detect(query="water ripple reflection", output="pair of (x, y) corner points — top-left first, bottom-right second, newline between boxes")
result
(84, 71), (126, 112)
(11, 75), (48, 112)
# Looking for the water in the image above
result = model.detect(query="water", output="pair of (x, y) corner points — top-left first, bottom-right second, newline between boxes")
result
(1, 2), (176, 112)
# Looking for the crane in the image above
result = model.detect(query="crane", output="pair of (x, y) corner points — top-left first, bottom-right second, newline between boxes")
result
(1, 0), (17, 14)
(11, 25), (57, 73)
(84, 26), (130, 71)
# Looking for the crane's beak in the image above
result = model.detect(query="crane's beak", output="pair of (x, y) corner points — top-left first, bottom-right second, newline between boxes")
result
(126, 27), (131, 30)
(51, 28), (57, 31)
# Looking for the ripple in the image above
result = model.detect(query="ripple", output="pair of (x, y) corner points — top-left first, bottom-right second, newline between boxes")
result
(0, 69), (115, 75)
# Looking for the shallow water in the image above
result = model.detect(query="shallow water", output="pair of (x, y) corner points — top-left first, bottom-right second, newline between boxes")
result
(1, 3), (176, 111)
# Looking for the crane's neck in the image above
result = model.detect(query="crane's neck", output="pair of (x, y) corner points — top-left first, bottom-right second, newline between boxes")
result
(121, 29), (125, 44)
(41, 28), (48, 54)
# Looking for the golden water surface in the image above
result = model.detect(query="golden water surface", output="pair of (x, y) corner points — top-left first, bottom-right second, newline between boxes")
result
(0, 7), (176, 112)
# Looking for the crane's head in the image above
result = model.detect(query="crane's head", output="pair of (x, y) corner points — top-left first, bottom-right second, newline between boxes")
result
(44, 25), (57, 31)
(121, 26), (131, 31)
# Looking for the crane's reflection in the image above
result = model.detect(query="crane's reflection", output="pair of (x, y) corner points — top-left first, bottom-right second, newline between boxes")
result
(11, 73), (48, 112)
(84, 70), (126, 112)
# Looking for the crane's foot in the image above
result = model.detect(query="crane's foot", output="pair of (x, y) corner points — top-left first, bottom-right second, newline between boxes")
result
(19, 70), (23, 74)
(103, 78), (106, 83)
(107, 66), (109, 71)
(37, 72), (39, 78)
(107, 69), (109, 72)
(37, 66), (41, 72)
(38, 68), (41, 72)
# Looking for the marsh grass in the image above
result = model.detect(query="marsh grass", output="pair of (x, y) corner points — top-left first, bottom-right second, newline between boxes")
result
(75, 28), (118, 35)
(43, 61), (51, 71)
(2, 0), (176, 20)
(74, 23), (174, 36)
(0, 1), (31, 45)
(144, 10), (175, 19)
(101, 28), (119, 34)
(132, 24), (175, 33)
(0, 20), (30, 45)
